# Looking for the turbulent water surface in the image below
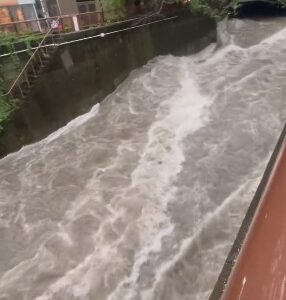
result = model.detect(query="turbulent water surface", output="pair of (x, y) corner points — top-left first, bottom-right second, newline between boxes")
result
(1, 18), (286, 300)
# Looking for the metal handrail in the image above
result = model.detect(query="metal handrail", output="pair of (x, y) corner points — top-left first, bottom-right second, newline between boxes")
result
(0, 15), (177, 60)
(3, 18), (59, 98)
(0, 11), (103, 27)
(0, 6), (155, 34)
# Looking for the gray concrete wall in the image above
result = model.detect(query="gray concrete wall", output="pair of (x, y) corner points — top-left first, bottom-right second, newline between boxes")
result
(0, 13), (216, 156)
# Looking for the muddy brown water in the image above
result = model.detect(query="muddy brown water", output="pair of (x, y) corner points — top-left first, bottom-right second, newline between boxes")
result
(1, 18), (286, 300)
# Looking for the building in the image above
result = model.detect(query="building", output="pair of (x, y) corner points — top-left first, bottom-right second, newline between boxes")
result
(0, 0), (40, 32)
(39, 0), (101, 17)
(40, 0), (103, 30)
(0, 0), (102, 33)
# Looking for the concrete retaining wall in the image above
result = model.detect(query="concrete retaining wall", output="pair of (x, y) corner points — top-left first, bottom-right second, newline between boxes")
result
(0, 13), (216, 157)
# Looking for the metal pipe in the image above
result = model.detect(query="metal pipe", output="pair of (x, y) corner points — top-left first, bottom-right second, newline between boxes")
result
(39, 0), (50, 19)
(31, 61), (36, 76)
(18, 85), (24, 98)
(3, 15), (176, 98)
(0, 16), (177, 58)
(56, 0), (63, 16)
(33, 3), (42, 32)
(25, 73), (31, 88)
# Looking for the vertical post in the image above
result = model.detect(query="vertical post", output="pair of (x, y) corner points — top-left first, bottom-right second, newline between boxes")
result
(31, 61), (36, 76)
(56, 0), (62, 16)
(18, 85), (24, 99)
(101, 11), (105, 24)
(39, 0), (50, 19)
(25, 73), (31, 87)
(72, 15), (80, 32)
(38, 51), (43, 66)
(33, 4), (42, 32)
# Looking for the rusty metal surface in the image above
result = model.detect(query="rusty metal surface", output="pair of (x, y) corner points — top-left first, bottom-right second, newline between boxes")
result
(210, 123), (286, 300)
(221, 138), (286, 299)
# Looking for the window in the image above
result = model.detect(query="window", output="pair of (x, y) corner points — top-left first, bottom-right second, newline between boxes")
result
(0, 7), (14, 32)
(77, 0), (98, 12)
(22, 4), (39, 32)
(77, 0), (99, 28)
(0, 7), (12, 24)
(0, 5), (39, 33)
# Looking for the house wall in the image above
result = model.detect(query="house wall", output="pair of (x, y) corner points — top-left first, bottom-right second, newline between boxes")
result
(0, 0), (38, 32)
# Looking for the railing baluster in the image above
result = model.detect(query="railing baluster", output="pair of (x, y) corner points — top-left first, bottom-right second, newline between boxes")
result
(25, 73), (31, 88)
(31, 61), (36, 76)
(38, 50), (43, 66)
(18, 85), (24, 99)
(4, 18), (59, 99)
(44, 45), (49, 55)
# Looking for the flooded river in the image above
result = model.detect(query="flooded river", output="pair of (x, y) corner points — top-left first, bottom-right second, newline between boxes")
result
(1, 18), (286, 300)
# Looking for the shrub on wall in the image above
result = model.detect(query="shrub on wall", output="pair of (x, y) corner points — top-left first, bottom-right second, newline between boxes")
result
(0, 71), (14, 133)
(189, 0), (240, 19)
(102, 0), (127, 21)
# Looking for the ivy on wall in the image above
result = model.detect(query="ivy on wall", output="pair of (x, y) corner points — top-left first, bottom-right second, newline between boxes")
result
(0, 32), (41, 132)
(0, 69), (14, 134)
(0, 31), (42, 57)
(189, 0), (240, 19)
(102, 0), (128, 21)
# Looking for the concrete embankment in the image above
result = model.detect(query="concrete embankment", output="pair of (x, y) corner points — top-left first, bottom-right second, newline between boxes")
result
(0, 12), (216, 157)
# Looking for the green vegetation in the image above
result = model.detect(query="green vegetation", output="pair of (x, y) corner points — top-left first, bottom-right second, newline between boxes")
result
(102, 0), (128, 21)
(0, 74), (14, 133)
(0, 31), (42, 131)
(278, 0), (286, 7)
(0, 99), (14, 133)
(189, 0), (220, 19)
(0, 33), (36, 132)
(0, 32), (21, 72)
(0, 31), (42, 57)
(189, 0), (240, 19)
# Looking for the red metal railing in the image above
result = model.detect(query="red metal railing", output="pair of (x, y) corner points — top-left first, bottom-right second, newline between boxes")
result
(0, 3), (155, 36)
(0, 2), (184, 36)
(0, 10), (106, 35)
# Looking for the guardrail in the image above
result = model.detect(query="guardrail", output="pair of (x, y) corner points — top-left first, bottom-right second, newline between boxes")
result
(0, 11), (105, 35)
(0, 3), (182, 99)
(0, 4), (155, 36)
(0, 1), (172, 36)
(3, 18), (59, 99)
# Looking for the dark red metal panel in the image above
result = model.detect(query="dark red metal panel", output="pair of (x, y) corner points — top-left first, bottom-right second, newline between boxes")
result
(222, 140), (286, 300)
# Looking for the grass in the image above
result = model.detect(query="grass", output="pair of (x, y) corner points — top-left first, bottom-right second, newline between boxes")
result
(0, 95), (14, 133)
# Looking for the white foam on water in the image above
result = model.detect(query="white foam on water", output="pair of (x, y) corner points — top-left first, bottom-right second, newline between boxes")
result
(259, 26), (286, 45)
(1, 103), (100, 161)
(142, 158), (269, 300)
(1, 17), (286, 300)
(106, 63), (213, 300)
(46, 104), (100, 143)
(28, 56), (213, 300)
